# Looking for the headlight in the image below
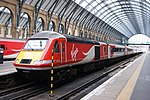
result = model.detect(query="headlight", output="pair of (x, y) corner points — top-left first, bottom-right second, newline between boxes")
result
(33, 60), (52, 65)
(37, 60), (43, 65)
(33, 60), (38, 64)
(15, 59), (19, 63)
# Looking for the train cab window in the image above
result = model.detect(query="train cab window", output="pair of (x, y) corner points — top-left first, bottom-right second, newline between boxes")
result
(23, 39), (48, 50)
(54, 40), (59, 53)
(0, 45), (5, 50)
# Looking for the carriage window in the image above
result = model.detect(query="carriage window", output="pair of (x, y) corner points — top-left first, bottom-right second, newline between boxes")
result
(54, 40), (59, 53)
(111, 48), (125, 52)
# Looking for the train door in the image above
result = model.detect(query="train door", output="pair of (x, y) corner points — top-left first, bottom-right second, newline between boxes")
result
(60, 39), (66, 63)
(103, 45), (107, 59)
(108, 45), (111, 59)
(53, 40), (60, 65)
(95, 46), (100, 60)
(125, 46), (128, 55)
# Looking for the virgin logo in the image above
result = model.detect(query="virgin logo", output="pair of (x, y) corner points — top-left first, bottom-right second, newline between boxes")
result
(71, 44), (78, 61)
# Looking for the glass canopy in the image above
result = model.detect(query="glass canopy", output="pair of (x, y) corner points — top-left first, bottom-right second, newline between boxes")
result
(75, 0), (150, 38)
(2, 0), (150, 43)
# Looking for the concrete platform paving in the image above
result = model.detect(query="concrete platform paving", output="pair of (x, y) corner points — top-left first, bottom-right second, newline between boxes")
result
(0, 61), (17, 76)
(81, 53), (147, 100)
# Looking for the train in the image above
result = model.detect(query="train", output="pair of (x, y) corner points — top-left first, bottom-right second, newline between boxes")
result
(13, 31), (139, 80)
(0, 38), (25, 60)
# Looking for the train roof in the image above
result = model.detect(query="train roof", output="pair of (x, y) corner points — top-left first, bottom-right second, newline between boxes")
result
(30, 31), (66, 39)
(0, 37), (25, 41)
(109, 43), (125, 48)
(31, 31), (100, 45)
(63, 34), (99, 45)
(126, 46), (133, 49)
(0, 38), (25, 43)
(99, 42), (107, 45)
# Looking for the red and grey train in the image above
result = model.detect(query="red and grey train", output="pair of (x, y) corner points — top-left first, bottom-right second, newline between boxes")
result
(13, 31), (136, 78)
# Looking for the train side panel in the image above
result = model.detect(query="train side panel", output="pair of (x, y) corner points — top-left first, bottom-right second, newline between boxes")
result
(52, 39), (101, 68)
(0, 39), (25, 59)
(108, 44), (125, 59)
(100, 42), (108, 60)
(126, 46), (134, 55)
(63, 42), (96, 66)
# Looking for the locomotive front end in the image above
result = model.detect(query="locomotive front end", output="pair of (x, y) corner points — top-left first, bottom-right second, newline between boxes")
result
(14, 38), (52, 71)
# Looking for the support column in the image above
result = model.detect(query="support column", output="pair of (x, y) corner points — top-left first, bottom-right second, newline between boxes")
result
(75, 27), (79, 36)
(30, 16), (34, 36)
(12, 9), (17, 38)
(55, 18), (59, 33)
(33, 0), (45, 33)
(1, 25), (5, 37)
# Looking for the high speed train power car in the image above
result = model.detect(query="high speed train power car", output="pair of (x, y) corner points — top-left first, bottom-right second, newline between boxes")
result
(13, 31), (137, 79)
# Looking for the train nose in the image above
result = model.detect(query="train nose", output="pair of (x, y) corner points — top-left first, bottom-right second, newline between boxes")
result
(15, 50), (44, 64)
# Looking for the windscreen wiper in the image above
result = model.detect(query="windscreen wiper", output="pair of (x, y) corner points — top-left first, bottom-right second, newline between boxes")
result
(27, 44), (34, 50)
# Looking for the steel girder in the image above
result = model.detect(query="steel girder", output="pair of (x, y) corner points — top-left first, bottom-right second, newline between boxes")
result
(57, 0), (72, 33)
(98, 0), (150, 37)
(47, 0), (60, 30)
(33, 0), (45, 32)
(65, 5), (79, 34)
(16, 0), (26, 28)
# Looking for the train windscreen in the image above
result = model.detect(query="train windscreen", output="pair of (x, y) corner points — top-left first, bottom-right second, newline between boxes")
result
(23, 39), (48, 50)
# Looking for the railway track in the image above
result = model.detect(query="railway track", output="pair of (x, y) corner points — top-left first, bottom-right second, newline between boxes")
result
(0, 80), (49, 100)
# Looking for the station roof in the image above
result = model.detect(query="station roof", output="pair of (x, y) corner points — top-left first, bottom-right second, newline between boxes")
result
(24, 0), (126, 40)
(1, 0), (150, 42)
(74, 0), (150, 38)
(24, 0), (150, 38)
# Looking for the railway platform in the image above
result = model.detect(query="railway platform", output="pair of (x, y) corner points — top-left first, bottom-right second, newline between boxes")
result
(81, 52), (149, 100)
(0, 61), (16, 76)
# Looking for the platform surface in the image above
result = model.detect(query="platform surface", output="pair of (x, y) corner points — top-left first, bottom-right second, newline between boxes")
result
(130, 53), (150, 100)
(81, 53), (149, 100)
(0, 61), (17, 76)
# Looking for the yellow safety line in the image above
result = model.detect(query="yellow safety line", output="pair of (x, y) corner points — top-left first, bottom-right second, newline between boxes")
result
(117, 54), (147, 100)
